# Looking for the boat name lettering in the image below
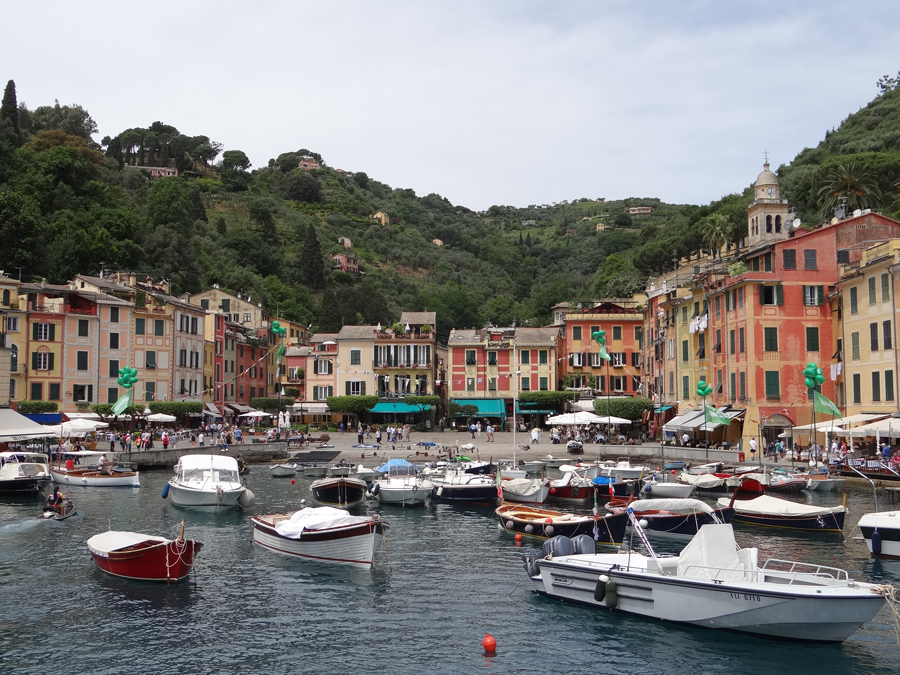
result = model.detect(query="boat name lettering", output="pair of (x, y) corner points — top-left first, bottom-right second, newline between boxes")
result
(729, 592), (761, 601)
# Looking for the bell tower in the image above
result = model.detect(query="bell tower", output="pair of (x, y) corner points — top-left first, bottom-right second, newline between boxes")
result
(747, 161), (791, 248)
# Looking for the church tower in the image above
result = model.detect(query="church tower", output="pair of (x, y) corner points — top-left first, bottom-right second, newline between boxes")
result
(747, 161), (790, 248)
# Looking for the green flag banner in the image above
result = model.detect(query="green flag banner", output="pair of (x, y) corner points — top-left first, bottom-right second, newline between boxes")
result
(598, 345), (612, 361)
(111, 389), (133, 416)
(813, 390), (841, 418)
(704, 405), (732, 426)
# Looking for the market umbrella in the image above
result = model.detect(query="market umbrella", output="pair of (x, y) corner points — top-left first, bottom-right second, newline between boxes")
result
(239, 411), (273, 418)
(146, 413), (177, 423)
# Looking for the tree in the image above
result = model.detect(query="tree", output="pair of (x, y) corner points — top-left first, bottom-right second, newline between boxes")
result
(1, 80), (18, 131)
(221, 149), (251, 173)
(249, 396), (296, 411)
(592, 253), (645, 298)
(286, 170), (322, 203)
(148, 401), (204, 418)
(298, 223), (325, 289)
(517, 391), (573, 411)
(701, 213), (729, 256)
(593, 397), (654, 422)
(248, 198), (276, 233)
(325, 395), (378, 424)
(352, 171), (369, 189)
(31, 100), (98, 142)
(0, 190), (42, 275)
(146, 177), (191, 229)
(877, 70), (900, 94)
(816, 162), (882, 217)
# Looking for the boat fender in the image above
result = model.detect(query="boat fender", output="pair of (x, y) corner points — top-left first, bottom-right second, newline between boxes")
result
(371, 483), (380, 496)
(524, 524), (533, 534)
(605, 580), (618, 609)
(238, 489), (256, 508)
(545, 525), (554, 537)
(161, 483), (170, 499)
(436, 486), (443, 497)
(594, 575), (609, 602)
(872, 528), (882, 556)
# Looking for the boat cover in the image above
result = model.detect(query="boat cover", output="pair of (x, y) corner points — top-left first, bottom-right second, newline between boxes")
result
(177, 454), (239, 472)
(626, 498), (716, 515)
(679, 472), (744, 488)
(274, 506), (372, 538)
(676, 524), (744, 580)
(87, 531), (167, 555)
(375, 458), (417, 473)
(502, 478), (544, 496)
(715, 495), (846, 517)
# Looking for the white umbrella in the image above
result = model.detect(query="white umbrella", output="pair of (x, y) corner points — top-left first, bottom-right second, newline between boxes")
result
(239, 411), (273, 417)
(146, 413), (177, 422)
(594, 415), (632, 425)
(546, 411), (605, 425)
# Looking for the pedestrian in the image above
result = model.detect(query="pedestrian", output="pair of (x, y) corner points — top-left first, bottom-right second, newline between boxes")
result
(198, 432), (205, 447)
(161, 432), (169, 450)
(376, 429), (382, 446)
(476, 421), (482, 437)
(749, 437), (757, 460)
(108, 431), (116, 453)
(487, 424), (494, 442)
(357, 427), (364, 444)
(469, 422), (477, 439)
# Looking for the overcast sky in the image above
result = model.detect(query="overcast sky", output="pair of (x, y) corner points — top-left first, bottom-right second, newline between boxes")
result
(4, 1), (899, 210)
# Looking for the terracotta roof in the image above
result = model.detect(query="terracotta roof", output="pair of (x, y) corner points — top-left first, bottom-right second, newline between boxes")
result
(514, 327), (559, 345)
(449, 329), (483, 344)
(337, 325), (377, 340)
(400, 311), (436, 325)
(310, 333), (340, 343)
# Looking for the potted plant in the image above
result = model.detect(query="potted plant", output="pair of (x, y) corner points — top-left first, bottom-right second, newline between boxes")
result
(421, 324), (432, 335)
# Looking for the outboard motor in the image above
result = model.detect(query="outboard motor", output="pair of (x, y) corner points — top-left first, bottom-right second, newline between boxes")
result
(571, 534), (596, 555)
(523, 549), (542, 577)
(542, 535), (575, 558)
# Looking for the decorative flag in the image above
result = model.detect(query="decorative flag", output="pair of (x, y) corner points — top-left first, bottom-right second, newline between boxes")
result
(704, 405), (732, 426)
(814, 391), (841, 417)
(111, 389), (133, 415)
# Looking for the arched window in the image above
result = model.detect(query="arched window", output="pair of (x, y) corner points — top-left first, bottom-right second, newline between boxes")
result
(9, 344), (16, 372)
(775, 215), (782, 233)
(766, 215), (773, 233)
(1, 290), (8, 306)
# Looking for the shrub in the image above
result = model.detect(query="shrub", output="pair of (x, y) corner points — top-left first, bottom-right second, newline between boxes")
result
(16, 400), (58, 414)
(250, 396), (296, 410)
(593, 397), (654, 422)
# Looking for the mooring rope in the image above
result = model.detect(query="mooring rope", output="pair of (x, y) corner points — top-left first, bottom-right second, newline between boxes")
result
(871, 584), (900, 644)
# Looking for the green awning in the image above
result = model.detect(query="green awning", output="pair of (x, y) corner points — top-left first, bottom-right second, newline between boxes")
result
(515, 403), (556, 414)
(654, 406), (673, 412)
(451, 398), (505, 417)
(371, 402), (430, 414)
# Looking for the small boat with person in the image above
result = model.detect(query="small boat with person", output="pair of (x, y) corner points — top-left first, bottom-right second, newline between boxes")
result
(50, 451), (140, 487)
(41, 487), (76, 521)
(252, 506), (385, 569)
(87, 521), (203, 582)
(522, 517), (891, 643)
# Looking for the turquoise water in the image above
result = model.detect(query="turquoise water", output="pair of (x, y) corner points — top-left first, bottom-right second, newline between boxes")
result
(0, 470), (898, 675)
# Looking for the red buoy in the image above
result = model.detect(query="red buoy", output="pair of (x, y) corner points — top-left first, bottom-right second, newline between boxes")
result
(671, 469), (676, 475)
(290, 479), (296, 484)
(482, 633), (497, 654)
(514, 532), (522, 541)
(549, 487), (557, 494)
(361, 453), (365, 458)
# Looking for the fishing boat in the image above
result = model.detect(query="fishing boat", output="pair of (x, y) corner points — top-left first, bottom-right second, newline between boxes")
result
(87, 522), (203, 582)
(500, 477), (551, 504)
(329, 462), (352, 477)
(548, 469), (596, 503)
(430, 472), (498, 504)
(857, 510), (900, 559)
(497, 503), (627, 546)
(369, 458), (432, 505)
(606, 497), (734, 538)
(311, 477), (367, 507)
(663, 460), (686, 471)
(603, 458), (651, 481)
(269, 463), (299, 477)
(0, 451), (51, 492)
(522, 460), (546, 475)
(716, 494), (847, 532)
(252, 506), (385, 569)
(522, 519), (889, 643)
(679, 470), (765, 496)
(804, 471), (846, 492)
(163, 454), (255, 510)
(543, 455), (568, 469)
(766, 469), (807, 493)
(50, 451), (140, 487)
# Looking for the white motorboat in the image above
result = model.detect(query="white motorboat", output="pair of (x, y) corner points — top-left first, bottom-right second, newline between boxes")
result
(369, 458), (432, 505)
(50, 451), (139, 487)
(543, 455), (568, 469)
(498, 460), (527, 479)
(269, 463), (299, 477)
(522, 461), (546, 475)
(858, 510), (900, 559)
(804, 472), (846, 492)
(302, 464), (328, 477)
(0, 451), (51, 492)
(603, 458), (650, 481)
(524, 519), (890, 643)
(164, 455), (254, 509)
(353, 465), (380, 482)
(329, 463), (352, 477)
(642, 477), (695, 498)
(430, 471), (498, 504)
(252, 506), (385, 569)
(500, 477), (551, 504)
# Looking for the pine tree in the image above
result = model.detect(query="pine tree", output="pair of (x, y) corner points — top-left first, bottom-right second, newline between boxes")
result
(518, 232), (523, 246)
(1, 80), (18, 130)
(299, 223), (325, 289)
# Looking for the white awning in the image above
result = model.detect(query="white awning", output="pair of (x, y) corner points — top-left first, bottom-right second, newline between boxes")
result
(292, 402), (329, 414)
(662, 410), (703, 433)
(791, 413), (888, 433)
(225, 403), (252, 414)
(0, 408), (61, 441)
(204, 403), (222, 418)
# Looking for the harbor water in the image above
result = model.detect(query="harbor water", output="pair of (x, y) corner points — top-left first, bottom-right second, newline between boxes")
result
(1, 469), (899, 675)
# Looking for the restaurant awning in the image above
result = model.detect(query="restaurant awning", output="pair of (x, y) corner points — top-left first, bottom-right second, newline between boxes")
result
(204, 403), (222, 418)
(698, 408), (745, 432)
(292, 402), (330, 414)
(515, 402), (556, 414)
(451, 398), (505, 417)
(225, 403), (252, 414)
(654, 406), (673, 413)
(662, 410), (703, 433)
(791, 413), (888, 433)
(370, 402), (430, 414)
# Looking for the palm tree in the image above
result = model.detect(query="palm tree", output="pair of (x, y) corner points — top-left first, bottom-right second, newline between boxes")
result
(701, 213), (729, 258)
(816, 163), (882, 217)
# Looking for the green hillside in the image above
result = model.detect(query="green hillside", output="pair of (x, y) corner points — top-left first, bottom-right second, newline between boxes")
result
(1, 75), (898, 338)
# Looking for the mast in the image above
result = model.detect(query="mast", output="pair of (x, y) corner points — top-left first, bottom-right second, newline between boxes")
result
(512, 340), (517, 465)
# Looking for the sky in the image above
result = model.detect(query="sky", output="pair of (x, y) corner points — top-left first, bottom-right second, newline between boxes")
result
(4, 1), (900, 211)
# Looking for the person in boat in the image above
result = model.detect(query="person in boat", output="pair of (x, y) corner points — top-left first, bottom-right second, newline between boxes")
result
(47, 487), (65, 509)
(99, 453), (111, 474)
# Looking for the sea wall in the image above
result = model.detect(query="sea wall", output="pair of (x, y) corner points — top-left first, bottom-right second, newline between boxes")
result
(113, 441), (290, 469)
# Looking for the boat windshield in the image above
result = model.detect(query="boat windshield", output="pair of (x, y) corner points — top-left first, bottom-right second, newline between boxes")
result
(181, 467), (239, 483)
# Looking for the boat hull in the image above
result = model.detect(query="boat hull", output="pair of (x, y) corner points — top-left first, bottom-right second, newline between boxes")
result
(89, 538), (202, 582)
(50, 467), (140, 487)
(376, 484), (430, 505)
(531, 559), (884, 643)
(547, 484), (595, 503)
(610, 506), (734, 538)
(311, 477), (367, 507)
(270, 464), (298, 477)
(804, 478), (846, 492)
(501, 482), (550, 504)
(497, 505), (627, 546)
(731, 510), (845, 533)
(431, 483), (497, 504)
(167, 482), (245, 509)
(0, 476), (50, 493)
(858, 511), (900, 559)
(252, 515), (381, 568)
(643, 483), (695, 499)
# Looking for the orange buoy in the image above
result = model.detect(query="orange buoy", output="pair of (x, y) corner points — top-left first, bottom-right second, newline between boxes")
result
(482, 633), (497, 654)
(544, 518), (553, 523)
(671, 469), (676, 475)
(290, 479), (295, 484)
(514, 533), (522, 541)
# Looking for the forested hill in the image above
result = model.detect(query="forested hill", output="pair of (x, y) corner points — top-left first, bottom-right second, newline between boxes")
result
(1, 76), (899, 339)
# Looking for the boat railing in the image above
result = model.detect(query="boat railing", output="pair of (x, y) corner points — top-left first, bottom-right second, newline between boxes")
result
(759, 559), (849, 582)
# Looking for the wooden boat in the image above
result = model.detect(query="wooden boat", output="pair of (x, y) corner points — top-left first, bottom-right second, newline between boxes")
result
(497, 503), (627, 546)
(269, 463), (299, 477)
(716, 494), (847, 532)
(679, 470), (764, 497)
(642, 477), (695, 498)
(766, 469), (807, 493)
(51, 451), (139, 487)
(329, 462), (352, 477)
(663, 460), (686, 471)
(606, 497), (734, 538)
(252, 507), (385, 569)
(548, 470), (596, 503)
(86, 522), (202, 582)
(0, 451), (51, 492)
(311, 477), (367, 507)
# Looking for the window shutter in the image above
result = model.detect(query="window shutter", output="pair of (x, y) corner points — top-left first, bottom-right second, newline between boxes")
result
(817, 285), (824, 306)
(346, 381), (351, 395)
(49, 324), (55, 341)
(327, 360), (333, 374)
(48, 353), (54, 370)
(759, 284), (765, 304)
(32, 352), (38, 370)
(775, 285), (784, 306)
(361, 381), (366, 395)
(32, 323), (39, 340)
(87, 385), (93, 402)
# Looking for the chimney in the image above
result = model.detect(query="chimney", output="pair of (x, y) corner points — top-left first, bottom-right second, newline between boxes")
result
(128, 273), (137, 288)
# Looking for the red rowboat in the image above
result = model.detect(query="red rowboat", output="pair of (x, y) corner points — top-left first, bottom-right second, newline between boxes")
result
(86, 521), (202, 582)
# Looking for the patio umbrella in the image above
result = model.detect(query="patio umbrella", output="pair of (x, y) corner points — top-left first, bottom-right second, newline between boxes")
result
(146, 413), (177, 423)
(594, 415), (632, 425)
(239, 411), (273, 417)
